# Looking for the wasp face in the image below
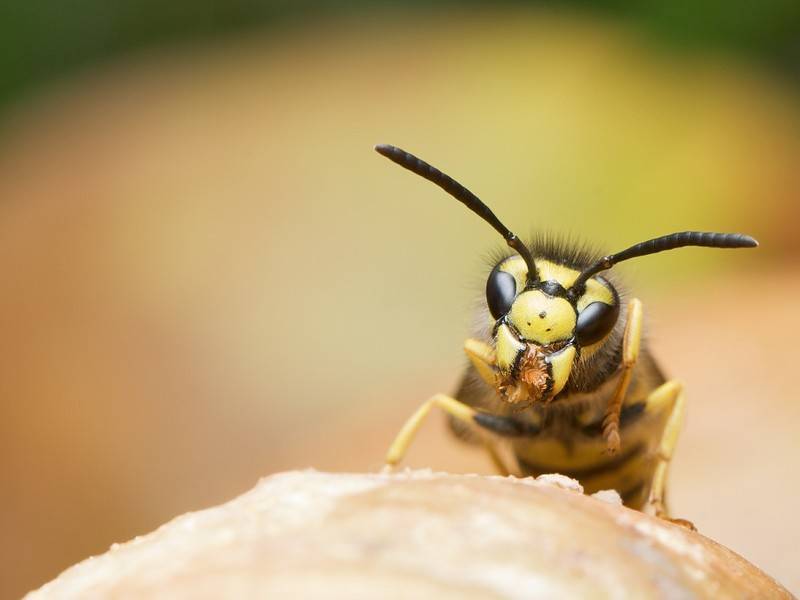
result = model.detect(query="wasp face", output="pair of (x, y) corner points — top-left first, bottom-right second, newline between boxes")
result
(486, 256), (619, 407)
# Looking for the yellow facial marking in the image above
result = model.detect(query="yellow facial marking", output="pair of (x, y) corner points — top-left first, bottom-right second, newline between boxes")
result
(536, 260), (581, 288)
(509, 291), (576, 344)
(497, 257), (582, 291)
(576, 278), (615, 312)
(547, 345), (576, 397)
(497, 256), (528, 294)
(495, 323), (525, 372)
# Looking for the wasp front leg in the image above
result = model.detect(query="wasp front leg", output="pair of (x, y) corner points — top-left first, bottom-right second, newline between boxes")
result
(463, 338), (498, 387)
(383, 393), (512, 475)
(384, 338), (518, 475)
(603, 298), (643, 454)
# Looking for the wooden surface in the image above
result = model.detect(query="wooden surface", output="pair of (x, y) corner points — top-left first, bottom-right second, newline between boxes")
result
(27, 470), (792, 599)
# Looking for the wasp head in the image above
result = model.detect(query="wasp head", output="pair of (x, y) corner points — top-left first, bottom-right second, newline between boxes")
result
(486, 255), (619, 407)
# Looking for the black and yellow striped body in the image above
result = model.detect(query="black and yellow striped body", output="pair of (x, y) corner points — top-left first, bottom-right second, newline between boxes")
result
(454, 348), (668, 509)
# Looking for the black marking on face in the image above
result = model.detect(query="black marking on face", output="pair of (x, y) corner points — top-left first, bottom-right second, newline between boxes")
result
(575, 301), (620, 347)
(541, 360), (554, 398)
(486, 266), (517, 319)
(538, 279), (567, 298)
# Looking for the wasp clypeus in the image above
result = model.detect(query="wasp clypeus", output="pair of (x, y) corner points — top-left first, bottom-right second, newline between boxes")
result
(375, 143), (757, 525)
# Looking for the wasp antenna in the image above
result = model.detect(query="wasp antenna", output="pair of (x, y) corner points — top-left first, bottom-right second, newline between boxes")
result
(570, 231), (759, 292)
(375, 144), (538, 285)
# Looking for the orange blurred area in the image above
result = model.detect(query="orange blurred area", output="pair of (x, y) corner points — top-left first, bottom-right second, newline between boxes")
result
(1, 9), (799, 598)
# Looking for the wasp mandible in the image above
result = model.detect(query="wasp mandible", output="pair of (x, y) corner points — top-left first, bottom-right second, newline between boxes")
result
(376, 144), (757, 523)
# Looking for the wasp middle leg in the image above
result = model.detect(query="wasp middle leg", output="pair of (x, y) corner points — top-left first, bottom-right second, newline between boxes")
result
(383, 395), (539, 474)
(603, 298), (643, 454)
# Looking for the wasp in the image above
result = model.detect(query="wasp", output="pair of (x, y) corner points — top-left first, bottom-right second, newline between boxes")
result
(375, 144), (757, 524)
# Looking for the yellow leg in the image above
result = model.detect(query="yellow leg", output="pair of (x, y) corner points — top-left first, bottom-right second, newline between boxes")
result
(483, 440), (511, 477)
(641, 380), (693, 527)
(384, 393), (511, 474)
(464, 338), (497, 387)
(603, 298), (643, 454)
(639, 380), (694, 528)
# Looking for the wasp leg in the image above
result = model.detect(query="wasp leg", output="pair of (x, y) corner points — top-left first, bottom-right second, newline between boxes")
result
(447, 340), (497, 444)
(464, 338), (497, 386)
(641, 380), (695, 530)
(483, 441), (511, 477)
(383, 393), (515, 475)
(603, 298), (643, 454)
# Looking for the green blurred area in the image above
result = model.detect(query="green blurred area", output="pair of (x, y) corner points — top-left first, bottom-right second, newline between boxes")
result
(1, 0), (799, 116)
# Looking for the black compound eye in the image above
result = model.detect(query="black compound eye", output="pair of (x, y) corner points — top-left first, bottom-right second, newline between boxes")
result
(576, 302), (620, 346)
(486, 267), (517, 319)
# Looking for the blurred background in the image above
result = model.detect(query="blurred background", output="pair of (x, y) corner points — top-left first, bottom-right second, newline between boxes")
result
(1, 1), (799, 597)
